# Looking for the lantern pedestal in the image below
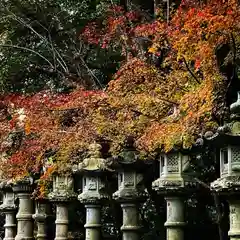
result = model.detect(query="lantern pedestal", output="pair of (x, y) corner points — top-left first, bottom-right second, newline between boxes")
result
(112, 138), (148, 240)
(113, 170), (146, 240)
(229, 199), (240, 240)
(48, 175), (77, 240)
(74, 143), (113, 240)
(0, 184), (17, 240)
(211, 177), (240, 240)
(33, 200), (52, 240)
(152, 152), (197, 240)
(165, 197), (185, 240)
(78, 174), (109, 240)
(120, 203), (141, 240)
(84, 204), (101, 240)
(207, 92), (240, 240)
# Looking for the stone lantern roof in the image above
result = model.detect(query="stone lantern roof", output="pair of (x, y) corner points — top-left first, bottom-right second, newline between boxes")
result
(112, 136), (151, 171)
(205, 91), (240, 145)
(209, 92), (240, 194)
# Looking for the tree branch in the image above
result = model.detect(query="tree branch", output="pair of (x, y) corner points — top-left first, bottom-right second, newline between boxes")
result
(0, 44), (54, 68)
(194, 178), (224, 240)
(230, 32), (236, 65)
(182, 57), (201, 84)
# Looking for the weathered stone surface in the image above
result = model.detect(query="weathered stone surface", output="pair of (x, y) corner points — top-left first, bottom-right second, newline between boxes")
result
(55, 204), (69, 240)
(165, 197), (185, 240)
(76, 143), (113, 172)
(112, 140), (147, 240)
(75, 143), (113, 240)
(209, 93), (240, 240)
(0, 184), (17, 240)
(12, 180), (34, 240)
(113, 171), (147, 202)
(48, 174), (77, 240)
(33, 201), (52, 240)
(120, 203), (141, 240)
(79, 176), (109, 204)
(211, 176), (240, 193)
(48, 175), (77, 202)
(152, 152), (196, 240)
(84, 204), (101, 240)
(228, 199), (240, 240)
(152, 152), (197, 194)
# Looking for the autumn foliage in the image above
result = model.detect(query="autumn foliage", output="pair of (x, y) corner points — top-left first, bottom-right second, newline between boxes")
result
(1, 0), (240, 195)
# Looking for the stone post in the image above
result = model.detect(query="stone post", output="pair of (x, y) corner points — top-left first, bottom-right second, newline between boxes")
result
(207, 92), (240, 240)
(33, 200), (52, 240)
(84, 204), (101, 240)
(12, 179), (34, 240)
(228, 198), (240, 240)
(211, 178), (240, 240)
(152, 152), (197, 240)
(74, 143), (113, 240)
(165, 197), (185, 240)
(48, 174), (77, 240)
(0, 184), (17, 240)
(112, 137), (148, 240)
(120, 203), (140, 240)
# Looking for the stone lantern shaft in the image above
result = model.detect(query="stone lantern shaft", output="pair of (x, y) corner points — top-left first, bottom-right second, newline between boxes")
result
(0, 187), (17, 240)
(48, 174), (77, 240)
(112, 138), (148, 240)
(228, 198), (240, 240)
(12, 181), (34, 240)
(55, 203), (69, 240)
(84, 204), (101, 240)
(76, 143), (113, 240)
(121, 203), (140, 240)
(33, 200), (52, 240)
(165, 197), (185, 240)
(209, 92), (240, 240)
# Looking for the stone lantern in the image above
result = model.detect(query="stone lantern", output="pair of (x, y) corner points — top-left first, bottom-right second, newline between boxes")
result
(48, 174), (77, 240)
(73, 143), (113, 240)
(208, 92), (240, 240)
(152, 151), (196, 240)
(32, 199), (53, 240)
(157, 152), (193, 185)
(0, 182), (17, 240)
(112, 137), (148, 240)
(12, 178), (34, 240)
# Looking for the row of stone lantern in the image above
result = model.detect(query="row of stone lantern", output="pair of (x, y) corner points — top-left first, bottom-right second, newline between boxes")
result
(0, 142), (197, 240)
(1, 91), (240, 240)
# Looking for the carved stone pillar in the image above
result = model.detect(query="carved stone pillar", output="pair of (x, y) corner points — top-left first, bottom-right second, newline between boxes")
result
(165, 197), (185, 240)
(33, 200), (52, 240)
(84, 203), (101, 240)
(12, 179), (34, 240)
(152, 152), (196, 240)
(74, 143), (113, 240)
(112, 138), (148, 240)
(211, 178), (240, 240)
(48, 174), (77, 240)
(208, 92), (240, 240)
(0, 184), (17, 240)
(228, 198), (240, 240)
(120, 203), (140, 240)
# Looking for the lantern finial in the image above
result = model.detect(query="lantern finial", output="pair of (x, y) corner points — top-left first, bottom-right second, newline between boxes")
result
(230, 91), (240, 119)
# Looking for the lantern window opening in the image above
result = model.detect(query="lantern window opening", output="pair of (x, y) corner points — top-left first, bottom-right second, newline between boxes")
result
(120, 173), (123, 183)
(167, 153), (179, 173)
(83, 177), (87, 189)
(220, 147), (228, 176)
(160, 155), (165, 175)
(231, 146), (240, 163)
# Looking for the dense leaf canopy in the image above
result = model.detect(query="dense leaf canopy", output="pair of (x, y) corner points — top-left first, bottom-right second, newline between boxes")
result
(1, 0), (240, 198)
(0, 0), (121, 93)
